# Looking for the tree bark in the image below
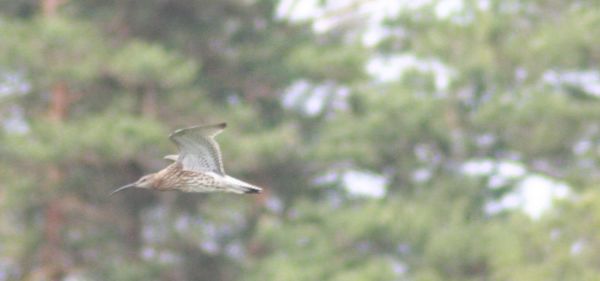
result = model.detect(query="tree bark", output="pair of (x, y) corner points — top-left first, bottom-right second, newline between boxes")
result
(37, 82), (70, 279)
(38, 1), (70, 276)
(48, 81), (69, 122)
(41, 0), (64, 16)
(142, 85), (158, 118)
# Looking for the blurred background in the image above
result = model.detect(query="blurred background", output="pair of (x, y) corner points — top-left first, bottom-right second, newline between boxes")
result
(1, 0), (599, 280)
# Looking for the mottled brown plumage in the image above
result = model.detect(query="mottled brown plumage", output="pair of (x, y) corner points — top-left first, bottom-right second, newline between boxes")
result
(111, 123), (262, 195)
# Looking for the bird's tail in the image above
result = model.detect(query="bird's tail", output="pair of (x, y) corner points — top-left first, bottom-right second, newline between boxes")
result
(224, 176), (262, 194)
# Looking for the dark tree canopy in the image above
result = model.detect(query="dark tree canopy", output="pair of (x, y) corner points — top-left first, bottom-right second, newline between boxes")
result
(1, 0), (599, 280)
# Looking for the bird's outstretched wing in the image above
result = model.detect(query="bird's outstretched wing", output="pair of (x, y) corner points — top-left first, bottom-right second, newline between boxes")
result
(169, 123), (226, 174)
(163, 154), (178, 162)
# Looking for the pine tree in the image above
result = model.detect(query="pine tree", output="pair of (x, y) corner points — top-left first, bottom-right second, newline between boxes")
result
(1, 0), (600, 280)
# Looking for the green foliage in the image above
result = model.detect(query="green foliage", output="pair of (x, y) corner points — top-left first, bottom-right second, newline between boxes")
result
(1, 0), (599, 280)
(0, 17), (105, 87)
(110, 41), (198, 89)
(287, 44), (367, 82)
(3, 116), (165, 163)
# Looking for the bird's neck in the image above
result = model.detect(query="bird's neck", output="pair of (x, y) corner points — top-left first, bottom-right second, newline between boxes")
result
(154, 163), (183, 190)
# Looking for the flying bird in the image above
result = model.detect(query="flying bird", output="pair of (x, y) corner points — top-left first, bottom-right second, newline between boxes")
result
(111, 123), (262, 195)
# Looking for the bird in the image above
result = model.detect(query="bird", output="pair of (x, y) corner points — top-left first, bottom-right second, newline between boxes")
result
(111, 123), (262, 195)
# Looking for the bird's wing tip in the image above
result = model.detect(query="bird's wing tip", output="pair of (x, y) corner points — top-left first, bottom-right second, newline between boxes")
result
(206, 122), (227, 132)
(168, 128), (184, 139)
(170, 122), (227, 138)
(163, 154), (179, 161)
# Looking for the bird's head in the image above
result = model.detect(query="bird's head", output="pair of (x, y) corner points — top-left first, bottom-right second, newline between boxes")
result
(110, 174), (156, 195)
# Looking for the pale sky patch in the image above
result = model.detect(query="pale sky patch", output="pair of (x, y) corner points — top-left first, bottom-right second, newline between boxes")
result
(366, 54), (455, 89)
(518, 175), (570, 218)
(305, 85), (328, 115)
(276, 0), (320, 21)
(343, 170), (387, 198)
(543, 70), (600, 96)
(412, 168), (432, 183)
(464, 159), (571, 219)
(3, 106), (29, 134)
(281, 80), (350, 115)
(0, 73), (31, 135)
(497, 161), (526, 178)
(571, 239), (585, 255)
(0, 72), (30, 98)
(435, 0), (463, 18)
(462, 159), (494, 175)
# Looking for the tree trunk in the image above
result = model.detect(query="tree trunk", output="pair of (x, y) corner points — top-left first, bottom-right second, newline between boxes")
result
(41, 0), (64, 16)
(142, 85), (158, 118)
(38, 1), (70, 277)
(36, 82), (70, 279)
(48, 81), (69, 122)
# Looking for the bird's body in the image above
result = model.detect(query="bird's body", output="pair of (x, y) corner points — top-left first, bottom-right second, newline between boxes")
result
(111, 123), (262, 195)
(151, 162), (260, 193)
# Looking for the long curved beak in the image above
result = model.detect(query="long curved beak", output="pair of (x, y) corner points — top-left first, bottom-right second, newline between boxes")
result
(110, 183), (136, 196)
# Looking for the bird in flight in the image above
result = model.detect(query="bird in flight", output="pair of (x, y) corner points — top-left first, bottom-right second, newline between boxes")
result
(111, 123), (262, 195)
